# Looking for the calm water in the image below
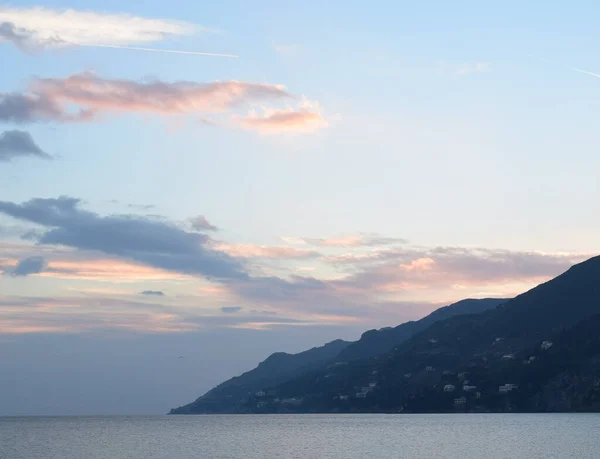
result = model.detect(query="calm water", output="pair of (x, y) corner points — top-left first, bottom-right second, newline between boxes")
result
(1, 414), (599, 459)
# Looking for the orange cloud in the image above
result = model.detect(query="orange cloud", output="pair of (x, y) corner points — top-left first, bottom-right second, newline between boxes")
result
(0, 257), (186, 282)
(241, 109), (327, 133)
(400, 257), (435, 272)
(42, 259), (189, 281)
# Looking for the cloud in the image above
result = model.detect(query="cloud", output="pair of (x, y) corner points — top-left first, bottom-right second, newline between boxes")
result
(0, 296), (196, 334)
(31, 73), (291, 115)
(1, 72), (293, 125)
(1, 73), (327, 134)
(73, 43), (238, 58)
(9, 256), (46, 276)
(0, 294), (363, 334)
(0, 6), (197, 52)
(571, 67), (600, 80)
(286, 234), (407, 248)
(214, 243), (319, 259)
(455, 62), (490, 76)
(241, 101), (327, 134)
(190, 215), (218, 231)
(0, 196), (249, 281)
(0, 130), (51, 162)
(0, 91), (93, 124)
(0, 197), (591, 333)
(128, 204), (155, 211)
(328, 247), (591, 294)
(241, 109), (326, 133)
(0, 21), (40, 53)
(45, 259), (187, 282)
(140, 290), (165, 296)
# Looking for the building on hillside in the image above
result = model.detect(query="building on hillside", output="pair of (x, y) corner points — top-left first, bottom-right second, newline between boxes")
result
(541, 341), (553, 350)
(454, 397), (467, 407)
(426, 366), (435, 372)
(463, 385), (477, 392)
(443, 384), (456, 392)
(281, 397), (301, 405)
(255, 390), (266, 397)
(499, 383), (518, 393)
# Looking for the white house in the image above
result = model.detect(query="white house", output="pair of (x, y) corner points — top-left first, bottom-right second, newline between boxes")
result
(454, 397), (467, 406)
(541, 341), (553, 350)
(499, 383), (518, 393)
(443, 384), (456, 392)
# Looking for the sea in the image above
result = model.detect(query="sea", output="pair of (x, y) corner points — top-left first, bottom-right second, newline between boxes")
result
(1, 414), (599, 458)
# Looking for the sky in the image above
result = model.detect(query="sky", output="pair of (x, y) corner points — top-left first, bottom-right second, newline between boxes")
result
(1, 1), (599, 415)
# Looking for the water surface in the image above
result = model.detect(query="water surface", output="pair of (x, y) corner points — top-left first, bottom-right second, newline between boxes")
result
(1, 414), (599, 459)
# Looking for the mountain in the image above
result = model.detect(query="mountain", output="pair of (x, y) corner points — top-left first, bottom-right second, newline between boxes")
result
(169, 339), (350, 414)
(235, 256), (600, 413)
(170, 298), (506, 414)
(336, 298), (507, 362)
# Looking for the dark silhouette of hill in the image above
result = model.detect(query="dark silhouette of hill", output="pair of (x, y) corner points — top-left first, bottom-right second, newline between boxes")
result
(169, 339), (350, 414)
(170, 298), (506, 414)
(336, 298), (507, 362)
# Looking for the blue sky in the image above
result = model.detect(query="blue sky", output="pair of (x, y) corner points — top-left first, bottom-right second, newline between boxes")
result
(1, 1), (599, 414)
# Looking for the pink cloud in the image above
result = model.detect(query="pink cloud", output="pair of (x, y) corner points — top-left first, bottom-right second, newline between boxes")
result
(214, 243), (319, 259)
(30, 72), (291, 117)
(2, 73), (330, 134)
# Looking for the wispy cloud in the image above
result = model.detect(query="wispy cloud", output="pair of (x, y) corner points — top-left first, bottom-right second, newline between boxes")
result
(571, 66), (600, 79)
(0, 6), (223, 57)
(214, 243), (320, 259)
(539, 58), (600, 80)
(283, 233), (407, 248)
(74, 43), (238, 58)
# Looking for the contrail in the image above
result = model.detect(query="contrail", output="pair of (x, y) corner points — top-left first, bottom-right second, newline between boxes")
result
(571, 67), (600, 79)
(77, 43), (239, 58)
